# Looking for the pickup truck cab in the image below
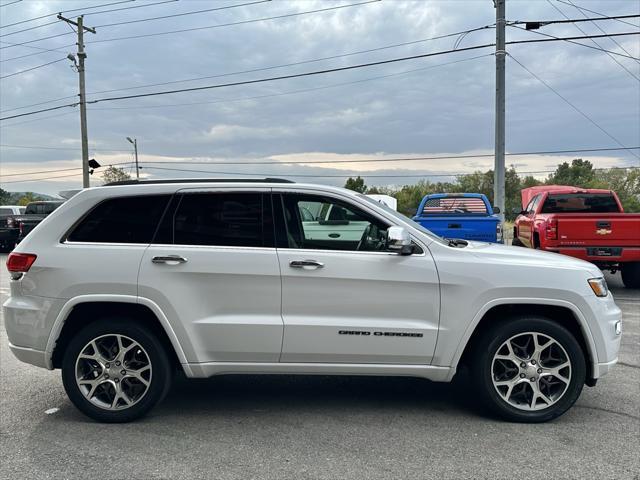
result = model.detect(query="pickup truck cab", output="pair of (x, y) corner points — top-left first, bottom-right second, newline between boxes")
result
(514, 185), (640, 288)
(412, 193), (502, 243)
(4, 179), (621, 423)
(14, 200), (64, 243)
(0, 205), (26, 251)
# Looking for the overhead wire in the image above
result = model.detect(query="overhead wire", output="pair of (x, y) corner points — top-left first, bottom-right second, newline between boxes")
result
(0, 23), (495, 113)
(2, 32), (639, 121)
(508, 53), (639, 160)
(546, 0), (639, 81)
(507, 25), (639, 60)
(564, 0), (639, 63)
(0, 57), (66, 80)
(0, 0), (380, 50)
(2, 147), (637, 180)
(0, 0), (133, 29)
(94, 0), (271, 28)
(553, 0), (640, 28)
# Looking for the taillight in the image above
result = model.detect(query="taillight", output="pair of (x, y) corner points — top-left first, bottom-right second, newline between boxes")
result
(19, 222), (24, 235)
(7, 216), (14, 228)
(6, 252), (37, 273)
(546, 219), (558, 240)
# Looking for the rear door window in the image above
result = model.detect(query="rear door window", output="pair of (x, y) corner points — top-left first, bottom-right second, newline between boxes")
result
(168, 192), (270, 247)
(541, 194), (620, 213)
(67, 195), (171, 243)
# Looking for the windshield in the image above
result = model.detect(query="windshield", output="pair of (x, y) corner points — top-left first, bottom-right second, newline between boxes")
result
(357, 194), (447, 245)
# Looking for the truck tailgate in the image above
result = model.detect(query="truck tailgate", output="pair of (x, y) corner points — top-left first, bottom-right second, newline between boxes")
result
(557, 214), (640, 246)
(416, 216), (499, 242)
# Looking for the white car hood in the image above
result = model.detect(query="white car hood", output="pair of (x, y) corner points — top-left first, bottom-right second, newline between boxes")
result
(465, 241), (602, 276)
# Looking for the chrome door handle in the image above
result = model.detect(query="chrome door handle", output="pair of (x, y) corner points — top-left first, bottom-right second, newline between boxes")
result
(152, 255), (187, 264)
(289, 260), (324, 269)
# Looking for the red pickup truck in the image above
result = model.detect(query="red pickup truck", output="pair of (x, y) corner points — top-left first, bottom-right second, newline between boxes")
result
(513, 185), (640, 288)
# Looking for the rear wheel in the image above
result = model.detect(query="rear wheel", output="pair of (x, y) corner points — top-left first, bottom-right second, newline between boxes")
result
(62, 318), (172, 423)
(470, 316), (586, 422)
(621, 262), (640, 289)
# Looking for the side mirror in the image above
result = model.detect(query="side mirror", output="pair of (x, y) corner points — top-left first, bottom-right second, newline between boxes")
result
(387, 226), (413, 255)
(492, 206), (501, 214)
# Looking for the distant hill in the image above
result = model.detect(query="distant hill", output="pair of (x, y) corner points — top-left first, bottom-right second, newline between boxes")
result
(1, 191), (59, 205)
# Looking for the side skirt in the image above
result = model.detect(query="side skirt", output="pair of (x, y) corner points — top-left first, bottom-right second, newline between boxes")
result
(184, 362), (452, 382)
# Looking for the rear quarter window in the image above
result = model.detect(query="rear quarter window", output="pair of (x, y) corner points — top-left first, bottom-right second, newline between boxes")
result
(67, 195), (171, 243)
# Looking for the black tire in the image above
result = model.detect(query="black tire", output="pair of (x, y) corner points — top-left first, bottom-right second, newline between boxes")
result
(62, 318), (172, 423)
(621, 262), (640, 289)
(511, 237), (524, 247)
(469, 316), (586, 423)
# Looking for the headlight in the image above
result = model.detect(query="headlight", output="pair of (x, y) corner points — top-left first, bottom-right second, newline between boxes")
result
(588, 277), (608, 297)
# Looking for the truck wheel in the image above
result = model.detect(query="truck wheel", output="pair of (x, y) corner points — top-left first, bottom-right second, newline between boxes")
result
(61, 318), (172, 423)
(511, 237), (524, 247)
(621, 263), (640, 289)
(470, 316), (586, 423)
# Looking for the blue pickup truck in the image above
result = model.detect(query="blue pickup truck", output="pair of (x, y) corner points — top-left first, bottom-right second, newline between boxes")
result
(412, 193), (502, 243)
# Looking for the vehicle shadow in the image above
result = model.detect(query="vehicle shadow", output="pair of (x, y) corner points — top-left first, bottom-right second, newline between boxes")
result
(153, 370), (482, 419)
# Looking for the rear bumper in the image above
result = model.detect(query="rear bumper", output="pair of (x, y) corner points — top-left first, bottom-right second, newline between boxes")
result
(545, 247), (640, 265)
(8, 342), (48, 369)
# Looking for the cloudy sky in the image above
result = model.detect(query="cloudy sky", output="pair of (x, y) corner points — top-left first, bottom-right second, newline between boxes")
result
(0, 0), (638, 196)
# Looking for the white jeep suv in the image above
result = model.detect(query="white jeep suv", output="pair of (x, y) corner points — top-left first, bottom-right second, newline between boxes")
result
(4, 179), (622, 423)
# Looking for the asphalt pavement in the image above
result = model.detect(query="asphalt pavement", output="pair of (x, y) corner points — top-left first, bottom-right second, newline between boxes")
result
(0, 254), (638, 480)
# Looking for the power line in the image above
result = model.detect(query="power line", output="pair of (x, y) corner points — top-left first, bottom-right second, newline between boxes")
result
(1, 171), (86, 184)
(0, 24), (494, 113)
(3, 146), (637, 179)
(89, 54), (492, 111)
(0, 0), (380, 50)
(84, 32), (640, 105)
(0, 20), (59, 39)
(0, 102), (78, 121)
(94, 0), (271, 28)
(138, 164), (639, 179)
(507, 25), (639, 60)
(546, 0), (639, 82)
(0, 110), (77, 128)
(510, 13), (640, 26)
(508, 53), (639, 160)
(0, 0), (133, 29)
(0, 57), (66, 80)
(137, 147), (640, 166)
(3, 31), (639, 121)
(563, 0), (639, 63)
(0, 0), (22, 7)
(0, 161), (132, 178)
(82, 0), (178, 18)
(553, 0), (640, 28)
(0, 143), (128, 152)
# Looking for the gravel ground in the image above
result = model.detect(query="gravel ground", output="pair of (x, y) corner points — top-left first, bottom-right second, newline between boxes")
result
(1, 256), (638, 480)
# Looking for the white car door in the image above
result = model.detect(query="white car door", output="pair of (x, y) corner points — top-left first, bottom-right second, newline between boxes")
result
(273, 190), (440, 365)
(138, 188), (283, 364)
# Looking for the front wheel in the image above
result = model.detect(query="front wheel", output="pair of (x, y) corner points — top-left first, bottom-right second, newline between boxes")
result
(621, 262), (640, 289)
(62, 318), (172, 423)
(470, 316), (586, 422)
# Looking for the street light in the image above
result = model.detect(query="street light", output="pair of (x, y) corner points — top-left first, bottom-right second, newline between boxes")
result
(126, 137), (139, 180)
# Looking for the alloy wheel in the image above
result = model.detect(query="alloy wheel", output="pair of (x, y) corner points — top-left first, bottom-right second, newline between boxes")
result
(491, 331), (572, 411)
(75, 334), (152, 410)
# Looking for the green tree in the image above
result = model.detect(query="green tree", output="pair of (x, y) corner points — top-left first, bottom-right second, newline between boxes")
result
(344, 176), (367, 193)
(546, 159), (595, 186)
(17, 192), (43, 206)
(0, 188), (10, 205)
(102, 166), (132, 184)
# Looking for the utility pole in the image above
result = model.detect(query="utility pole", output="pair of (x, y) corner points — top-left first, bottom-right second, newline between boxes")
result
(58, 15), (96, 188)
(494, 0), (506, 222)
(127, 137), (139, 179)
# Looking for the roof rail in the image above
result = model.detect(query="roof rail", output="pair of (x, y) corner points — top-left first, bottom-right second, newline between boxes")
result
(104, 177), (295, 186)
